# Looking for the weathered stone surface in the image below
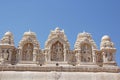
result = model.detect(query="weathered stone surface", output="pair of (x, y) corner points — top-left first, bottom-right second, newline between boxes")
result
(0, 28), (118, 68)
(0, 71), (120, 80)
(0, 65), (119, 72)
(0, 28), (119, 80)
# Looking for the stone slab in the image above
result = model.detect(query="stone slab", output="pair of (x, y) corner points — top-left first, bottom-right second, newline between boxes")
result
(0, 71), (120, 80)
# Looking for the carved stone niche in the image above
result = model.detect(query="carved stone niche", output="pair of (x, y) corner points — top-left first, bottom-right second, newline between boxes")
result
(75, 40), (96, 65)
(51, 41), (64, 61)
(11, 48), (17, 65)
(80, 43), (93, 62)
(74, 32), (98, 66)
(18, 31), (40, 64)
(44, 27), (70, 66)
(45, 38), (69, 62)
(0, 46), (15, 65)
(22, 43), (33, 61)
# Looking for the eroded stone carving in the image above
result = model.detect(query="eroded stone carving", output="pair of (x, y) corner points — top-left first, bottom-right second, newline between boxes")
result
(22, 43), (33, 61)
(0, 28), (119, 73)
(45, 27), (70, 63)
(100, 35), (116, 66)
(0, 31), (15, 64)
(17, 30), (40, 63)
(51, 41), (64, 61)
(74, 32), (97, 65)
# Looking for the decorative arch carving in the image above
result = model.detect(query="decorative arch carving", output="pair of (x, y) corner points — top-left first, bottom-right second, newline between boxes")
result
(45, 38), (70, 62)
(19, 37), (34, 48)
(45, 28), (70, 62)
(18, 32), (40, 63)
(46, 38), (68, 49)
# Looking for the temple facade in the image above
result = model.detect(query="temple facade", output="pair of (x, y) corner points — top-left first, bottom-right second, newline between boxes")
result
(0, 27), (120, 80)
(0, 27), (119, 71)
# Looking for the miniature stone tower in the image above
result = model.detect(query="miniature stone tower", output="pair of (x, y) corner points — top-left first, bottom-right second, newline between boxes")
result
(100, 35), (117, 66)
(44, 27), (70, 66)
(17, 30), (40, 64)
(0, 31), (15, 64)
(74, 32), (97, 66)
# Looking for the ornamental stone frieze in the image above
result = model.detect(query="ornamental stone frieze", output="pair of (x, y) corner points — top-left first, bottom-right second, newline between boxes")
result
(0, 27), (119, 73)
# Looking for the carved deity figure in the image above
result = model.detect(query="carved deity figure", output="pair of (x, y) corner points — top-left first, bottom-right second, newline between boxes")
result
(26, 44), (32, 60)
(108, 53), (113, 61)
(105, 52), (113, 62)
(81, 43), (92, 62)
(51, 41), (64, 61)
(4, 49), (9, 60)
(22, 43), (33, 61)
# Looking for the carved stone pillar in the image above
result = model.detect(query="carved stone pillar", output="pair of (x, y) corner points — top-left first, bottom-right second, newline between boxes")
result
(64, 49), (66, 62)
(18, 48), (22, 62)
(102, 52), (106, 63)
(8, 49), (12, 62)
(0, 48), (3, 64)
(77, 49), (81, 63)
(113, 53), (115, 62)
(48, 48), (51, 61)
(45, 51), (48, 62)
(0, 48), (2, 58)
(64, 44), (67, 62)
(92, 50), (96, 63)
(64, 48), (67, 61)
(4, 49), (8, 61)
(33, 48), (37, 62)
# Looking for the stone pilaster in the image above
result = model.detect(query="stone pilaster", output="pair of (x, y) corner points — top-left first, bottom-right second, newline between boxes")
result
(48, 48), (51, 61)
(8, 49), (12, 62)
(64, 44), (67, 62)
(33, 49), (37, 62)
(92, 50), (96, 64)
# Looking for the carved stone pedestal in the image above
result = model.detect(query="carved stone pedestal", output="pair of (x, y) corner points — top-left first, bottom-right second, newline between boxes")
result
(103, 61), (117, 66)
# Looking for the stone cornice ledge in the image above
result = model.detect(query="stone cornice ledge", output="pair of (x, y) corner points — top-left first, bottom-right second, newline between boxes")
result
(0, 65), (119, 73)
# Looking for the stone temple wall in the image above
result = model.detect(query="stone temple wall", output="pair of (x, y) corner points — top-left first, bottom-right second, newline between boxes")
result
(0, 71), (120, 80)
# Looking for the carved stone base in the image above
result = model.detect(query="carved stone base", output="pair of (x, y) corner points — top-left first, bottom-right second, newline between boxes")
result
(0, 65), (119, 73)
(103, 62), (117, 67)
(0, 71), (120, 80)
(1, 60), (11, 65)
